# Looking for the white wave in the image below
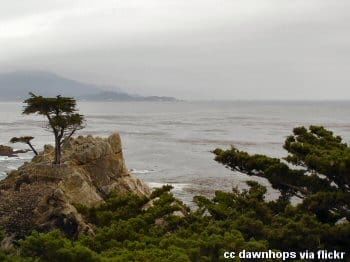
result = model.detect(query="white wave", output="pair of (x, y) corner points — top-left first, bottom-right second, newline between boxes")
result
(18, 155), (33, 160)
(130, 169), (154, 174)
(148, 182), (165, 188)
(0, 156), (17, 161)
(6, 165), (19, 170)
(171, 183), (191, 191)
(0, 156), (32, 162)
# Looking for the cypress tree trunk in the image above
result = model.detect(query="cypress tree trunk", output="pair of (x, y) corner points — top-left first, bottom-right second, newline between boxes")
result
(27, 142), (38, 155)
(57, 143), (61, 165)
(54, 138), (61, 165)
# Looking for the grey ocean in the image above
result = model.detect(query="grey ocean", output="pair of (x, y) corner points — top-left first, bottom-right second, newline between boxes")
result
(1, 101), (350, 204)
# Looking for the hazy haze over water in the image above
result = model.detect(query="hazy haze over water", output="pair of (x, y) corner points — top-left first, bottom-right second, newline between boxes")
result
(1, 0), (350, 100)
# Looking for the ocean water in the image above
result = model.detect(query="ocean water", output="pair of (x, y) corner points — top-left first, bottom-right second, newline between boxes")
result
(1, 101), (350, 204)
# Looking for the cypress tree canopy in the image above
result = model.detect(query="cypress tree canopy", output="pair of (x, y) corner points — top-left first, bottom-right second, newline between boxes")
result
(214, 126), (350, 223)
(23, 93), (84, 164)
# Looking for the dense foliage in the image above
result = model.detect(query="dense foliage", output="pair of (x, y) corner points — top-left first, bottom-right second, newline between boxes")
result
(0, 126), (349, 261)
(214, 126), (350, 223)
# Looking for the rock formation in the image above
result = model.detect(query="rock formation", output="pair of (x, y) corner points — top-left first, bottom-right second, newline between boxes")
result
(0, 133), (150, 241)
(0, 145), (29, 157)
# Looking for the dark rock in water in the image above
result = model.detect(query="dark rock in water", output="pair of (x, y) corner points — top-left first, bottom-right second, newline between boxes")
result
(0, 145), (29, 157)
(0, 133), (150, 242)
(0, 145), (13, 156)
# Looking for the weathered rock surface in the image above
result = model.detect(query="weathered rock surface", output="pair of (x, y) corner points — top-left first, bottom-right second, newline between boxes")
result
(0, 145), (29, 157)
(0, 133), (150, 240)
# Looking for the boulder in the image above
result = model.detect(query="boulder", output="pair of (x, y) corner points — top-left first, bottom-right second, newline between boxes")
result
(0, 133), (150, 241)
(0, 145), (29, 157)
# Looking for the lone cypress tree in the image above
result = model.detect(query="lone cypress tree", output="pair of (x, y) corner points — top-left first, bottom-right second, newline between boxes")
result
(10, 136), (38, 155)
(23, 93), (85, 165)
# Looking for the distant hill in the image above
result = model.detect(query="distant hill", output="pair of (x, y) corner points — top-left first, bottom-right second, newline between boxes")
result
(80, 91), (177, 102)
(0, 71), (177, 102)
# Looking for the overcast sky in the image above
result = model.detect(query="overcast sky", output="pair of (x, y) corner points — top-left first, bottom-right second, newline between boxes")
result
(0, 0), (349, 100)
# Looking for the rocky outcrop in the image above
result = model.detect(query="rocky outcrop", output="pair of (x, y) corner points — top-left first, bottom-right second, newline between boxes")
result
(0, 133), (150, 241)
(0, 145), (29, 157)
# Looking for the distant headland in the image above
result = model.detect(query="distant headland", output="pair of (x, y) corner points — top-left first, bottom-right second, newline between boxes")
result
(0, 71), (178, 102)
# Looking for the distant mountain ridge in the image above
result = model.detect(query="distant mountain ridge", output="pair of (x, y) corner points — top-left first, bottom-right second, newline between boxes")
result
(80, 91), (177, 102)
(0, 71), (177, 102)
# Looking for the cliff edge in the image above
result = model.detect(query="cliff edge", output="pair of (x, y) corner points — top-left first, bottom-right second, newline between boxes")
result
(0, 133), (150, 241)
